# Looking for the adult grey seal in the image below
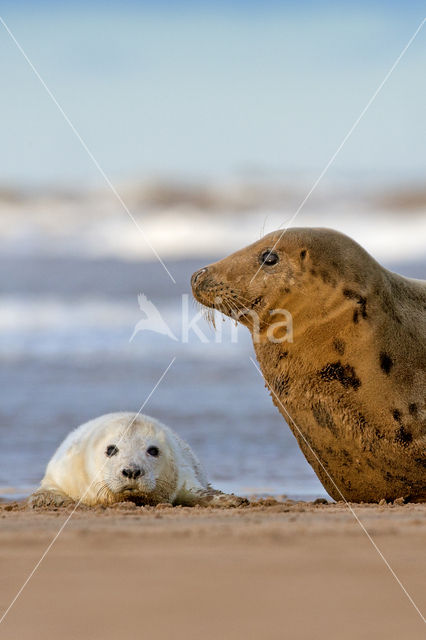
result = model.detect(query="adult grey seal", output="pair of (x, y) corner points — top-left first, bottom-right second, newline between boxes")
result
(191, 228), (425, 503)
(29, 412), (246, 507)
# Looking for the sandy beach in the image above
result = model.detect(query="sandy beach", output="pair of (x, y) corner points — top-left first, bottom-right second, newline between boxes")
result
(1, 500), (425, 639)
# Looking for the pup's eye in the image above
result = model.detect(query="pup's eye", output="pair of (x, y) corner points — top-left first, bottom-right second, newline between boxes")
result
(147, 446), (159, 457)
(106, 444), (119, 457)
(260, 250), (279, 266)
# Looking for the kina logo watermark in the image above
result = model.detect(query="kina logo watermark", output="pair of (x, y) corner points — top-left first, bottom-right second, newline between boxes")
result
(129, 293), (293, 344)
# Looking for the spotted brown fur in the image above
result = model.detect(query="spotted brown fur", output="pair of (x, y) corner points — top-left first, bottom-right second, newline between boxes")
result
(380, 352), (393, 375)
(394, 425), (413, 447)
(319, 361), (361, 391)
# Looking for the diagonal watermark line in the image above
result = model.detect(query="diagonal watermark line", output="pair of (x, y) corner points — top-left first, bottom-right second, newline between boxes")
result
(0, 357), (176, 627)
(0, 16), (176, 284)
(250, 17), (426, 284)
(249, 356), (426, 625)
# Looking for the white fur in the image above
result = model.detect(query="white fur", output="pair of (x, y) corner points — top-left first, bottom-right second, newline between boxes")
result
(35, 412), (209, 506)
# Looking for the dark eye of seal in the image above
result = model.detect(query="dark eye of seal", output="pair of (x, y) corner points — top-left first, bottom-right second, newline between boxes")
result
(260, 250), (279, 266)
(147, 446), (159, 457)
(106, 444), (119, 457)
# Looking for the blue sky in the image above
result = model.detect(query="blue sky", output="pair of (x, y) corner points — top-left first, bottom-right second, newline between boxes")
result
(0, 1), (424, 186)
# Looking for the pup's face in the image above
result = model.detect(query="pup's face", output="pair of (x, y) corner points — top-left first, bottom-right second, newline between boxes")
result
(94, 421), (176, 504)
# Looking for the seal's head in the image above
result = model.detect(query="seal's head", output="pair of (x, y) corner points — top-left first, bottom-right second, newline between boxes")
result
(191, 227), (378, 337)
(90, 415), (178, 505)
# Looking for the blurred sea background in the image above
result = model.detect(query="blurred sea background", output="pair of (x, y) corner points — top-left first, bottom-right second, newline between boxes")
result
(0, 0), (425, 501)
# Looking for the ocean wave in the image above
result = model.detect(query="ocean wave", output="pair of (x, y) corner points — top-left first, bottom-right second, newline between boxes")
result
(0, 182), (425, 263)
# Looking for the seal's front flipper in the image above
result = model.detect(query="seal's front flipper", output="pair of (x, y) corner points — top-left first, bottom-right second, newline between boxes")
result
(203, 490), (249, 508)
(177, 486), (249, 508)
(28, 490), (75, 509)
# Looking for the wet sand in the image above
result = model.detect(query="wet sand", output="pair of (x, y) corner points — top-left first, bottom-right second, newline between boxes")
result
(0, 500), (425, 639)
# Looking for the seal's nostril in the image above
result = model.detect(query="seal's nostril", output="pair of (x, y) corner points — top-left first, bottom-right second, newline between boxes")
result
(191, 267), (208, 286)
(122, 467), (143, 479)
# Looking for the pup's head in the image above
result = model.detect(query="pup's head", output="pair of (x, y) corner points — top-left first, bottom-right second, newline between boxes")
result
(90, 415), (178, 505)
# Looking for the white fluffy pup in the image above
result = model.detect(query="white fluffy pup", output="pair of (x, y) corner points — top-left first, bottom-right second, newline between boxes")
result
(29, 412), (245, 508)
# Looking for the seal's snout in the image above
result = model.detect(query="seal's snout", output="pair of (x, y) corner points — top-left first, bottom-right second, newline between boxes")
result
(191, 267), (208, 288)
(122, 465), (144, 479)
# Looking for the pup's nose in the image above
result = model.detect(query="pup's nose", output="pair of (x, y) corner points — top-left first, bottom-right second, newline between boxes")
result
(122, 466), (143, 479)
(191, 267), (208, 287)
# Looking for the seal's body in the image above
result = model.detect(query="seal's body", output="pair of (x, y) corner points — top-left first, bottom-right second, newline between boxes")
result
(30, 413), (244, 507)
(192, 228), (426, 502)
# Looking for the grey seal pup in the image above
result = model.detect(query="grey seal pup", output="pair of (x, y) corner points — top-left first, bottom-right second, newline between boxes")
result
(30, 412), (246, 508)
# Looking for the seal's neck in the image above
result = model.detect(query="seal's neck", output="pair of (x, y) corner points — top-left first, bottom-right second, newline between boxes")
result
(255, 279), (351, 348)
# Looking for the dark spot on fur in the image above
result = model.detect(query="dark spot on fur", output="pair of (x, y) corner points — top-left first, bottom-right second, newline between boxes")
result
(366, 458), (375, 470)
(310, 268), (317, 277)
(415, 457), (426, 468)
(408, 403), (418, 416)
(283, 287), (290, 294)
(343, 288), (367, 319)
(251, 296), (263, 309)
(278, 351), (288, 360)
(343, 288), (358, 300)
(342, 449), (353, 464)
(353, 309), (359, 323)
(333, 338), (345, 355)
(300, 249), (307, 260)
(312, 402), (338, 437)
(354, 413), (367, 433)
(380, 352), (393, 375)
(391, 409), (413, 447)
(375, 428), (385, 440)
(319, 361), (361, 390)
(273, 374), (291, 397)
(394, 425), (413, 447)
(392, 409), (401, 422)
